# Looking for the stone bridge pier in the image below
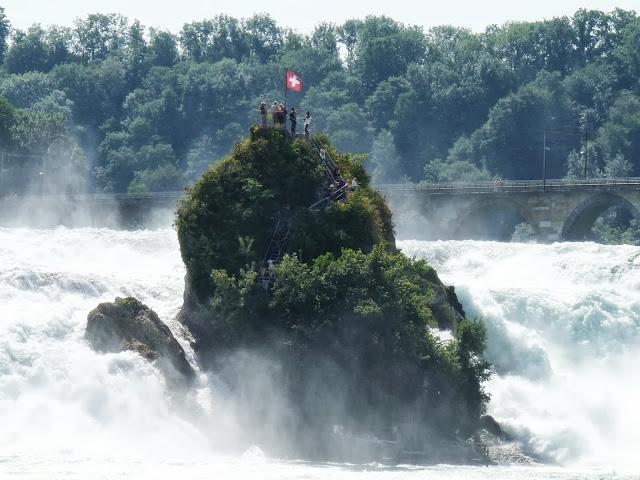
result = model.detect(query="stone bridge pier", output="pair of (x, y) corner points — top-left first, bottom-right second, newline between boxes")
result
(379, 181), (640, 242)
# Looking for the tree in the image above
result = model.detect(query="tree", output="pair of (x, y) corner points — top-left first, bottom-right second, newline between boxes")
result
(364, 76), (410, 131)
(4, 26), (50, 74)
(324, 103), (372, 154)
(571, 9), (635, 67)
(148, 29), (178, 67)
(178, 60), (248, 140)
(565, 144), (602, 179)
(352, 17), (426, 94)
(242, 14), (282, 63)
(448, 72), (580, 179)
(44, 26), (73, 67)
(123, 20), (148, 89)
(10, 109), (67, 152)
(597, 92), (640, 175)
(604, 153), (632, 177)
(73, 13), (128, 63)
(563, 62), (619, 120)
(51, 58), (127, 132)
(391, 53), (514, 180)
(483, 22), (544, 82)
(310, 22), (339, 58)
(423, 159), (492, 183)
(3, 24), (72, 74)
(0, 71), (54, 108)
(128, 164), (184, 192)
(32, 89), (74, 122)
(0, 6), (11, 63)
(614, 17), (640, 89)
(0, 96), (17, 145)
(179, 16), (248, 63)
(368, 129), (401, 183)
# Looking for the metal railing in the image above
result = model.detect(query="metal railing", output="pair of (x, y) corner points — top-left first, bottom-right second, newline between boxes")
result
(0, 191), (186, 203)
(375, 177), (640, 195)
(4, 177), (640, 204)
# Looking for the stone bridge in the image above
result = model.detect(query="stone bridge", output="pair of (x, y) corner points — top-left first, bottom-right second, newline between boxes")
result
(2, 178), (640, 240)
(378, 178), (640, 241)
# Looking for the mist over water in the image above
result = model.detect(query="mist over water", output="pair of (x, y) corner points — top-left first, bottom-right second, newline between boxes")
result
(401, 240), (640, 467)
(1, 225), (639, 479)
(0, 227), (208, 461)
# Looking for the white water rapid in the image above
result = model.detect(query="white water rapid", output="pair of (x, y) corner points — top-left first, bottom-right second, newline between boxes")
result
(1, 226), (639, 479)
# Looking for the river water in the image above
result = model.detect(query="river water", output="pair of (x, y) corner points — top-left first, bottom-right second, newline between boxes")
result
(1, 226), (639, 479)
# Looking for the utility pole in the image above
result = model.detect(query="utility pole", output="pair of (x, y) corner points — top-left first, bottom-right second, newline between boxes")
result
(581, 110), (592, 179)
(0, 152), (5, 197)
(40, 152), (47, 196)
(542, 129), (547, 192)
(583, 123), (588, 179)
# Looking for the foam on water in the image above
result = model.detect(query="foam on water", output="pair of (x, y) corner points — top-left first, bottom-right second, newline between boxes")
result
(0, 227), (208, 462)
(1, 227), (639, 478)
(400, 240), (640, 467)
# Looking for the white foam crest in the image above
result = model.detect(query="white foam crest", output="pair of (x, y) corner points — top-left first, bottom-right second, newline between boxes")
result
(2, 225), (640, 475)
(400, 240), (640, 466)
(0, 226), (208, 461)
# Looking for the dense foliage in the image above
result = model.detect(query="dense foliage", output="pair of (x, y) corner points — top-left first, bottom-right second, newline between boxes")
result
(176, 128), (393, 299)
(208, 245), (490, 439)
(1, 7), (640, 195)
(176, 130), (489, 446)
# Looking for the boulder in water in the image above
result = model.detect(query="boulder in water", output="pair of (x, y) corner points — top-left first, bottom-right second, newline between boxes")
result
(480, 415), (504, 439)
(86, 297), (195, 383)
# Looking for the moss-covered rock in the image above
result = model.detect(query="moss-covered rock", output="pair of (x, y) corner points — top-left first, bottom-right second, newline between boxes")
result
(86, 297), (194, 384)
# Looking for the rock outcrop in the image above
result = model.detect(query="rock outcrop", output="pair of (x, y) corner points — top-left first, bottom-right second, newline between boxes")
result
(172, 129), (491, 461)
(86, 297), (195, 384)
(480, 414), (505, 439)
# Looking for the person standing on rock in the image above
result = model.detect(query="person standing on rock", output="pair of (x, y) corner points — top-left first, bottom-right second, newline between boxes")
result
(304, 112), (312, 137)
(289, 107), (297, 135)
(259, 102), (268, 127)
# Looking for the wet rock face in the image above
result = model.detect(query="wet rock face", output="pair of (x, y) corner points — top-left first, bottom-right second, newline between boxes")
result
(480, 414), (504, 439)
(86, 297), (195, 383)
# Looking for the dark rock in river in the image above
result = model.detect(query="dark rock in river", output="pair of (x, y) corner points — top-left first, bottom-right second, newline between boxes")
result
(86, 297), (195, 384)
(480, 414), (504, 439)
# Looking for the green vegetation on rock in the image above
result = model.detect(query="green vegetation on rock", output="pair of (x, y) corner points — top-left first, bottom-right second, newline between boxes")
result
(176, 128), (394, 300)
(176, 130), (490, 450)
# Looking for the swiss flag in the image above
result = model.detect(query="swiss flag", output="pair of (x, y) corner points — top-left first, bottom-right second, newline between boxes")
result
(286, 70), (303, 92)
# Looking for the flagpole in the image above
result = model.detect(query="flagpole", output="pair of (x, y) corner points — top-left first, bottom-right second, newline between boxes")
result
(284, 68), (288, 108)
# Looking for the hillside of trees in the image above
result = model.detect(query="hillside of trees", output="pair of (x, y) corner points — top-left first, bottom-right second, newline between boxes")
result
(0, 7), (639, 195)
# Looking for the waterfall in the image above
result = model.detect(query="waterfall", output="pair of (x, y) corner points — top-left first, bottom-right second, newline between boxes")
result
(1, 226), (638, 477)
(400, 239), (640, 466)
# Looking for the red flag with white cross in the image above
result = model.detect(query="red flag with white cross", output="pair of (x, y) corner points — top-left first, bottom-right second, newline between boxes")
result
(286, 70), (303, 93)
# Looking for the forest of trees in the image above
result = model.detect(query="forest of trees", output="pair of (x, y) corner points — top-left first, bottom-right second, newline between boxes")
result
(0, 7), (639, 195)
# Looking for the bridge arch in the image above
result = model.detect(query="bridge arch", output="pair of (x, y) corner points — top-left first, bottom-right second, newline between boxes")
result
(561, 193), (640, 241)
(453, 198), (534, 241)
